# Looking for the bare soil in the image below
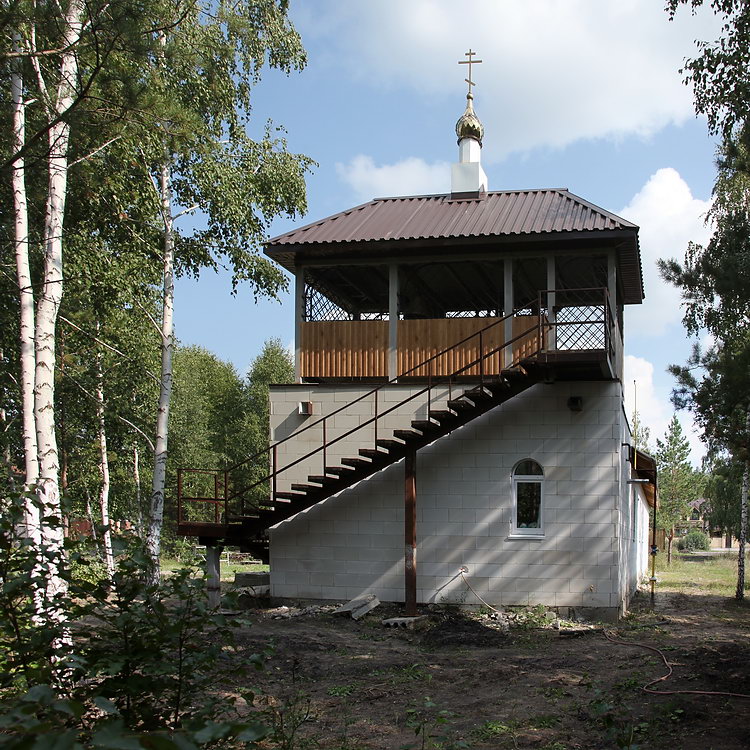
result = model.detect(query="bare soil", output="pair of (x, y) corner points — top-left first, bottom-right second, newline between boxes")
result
(224, 581), (750, 749)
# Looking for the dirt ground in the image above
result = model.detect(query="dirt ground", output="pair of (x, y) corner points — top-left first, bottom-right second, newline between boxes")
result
(223, 574), (750, 749)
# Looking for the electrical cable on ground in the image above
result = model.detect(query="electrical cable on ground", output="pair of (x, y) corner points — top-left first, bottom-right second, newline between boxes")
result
(459, 569), (506, 617)
(460, 568), (750, 700)
(603, 630), (750, 700)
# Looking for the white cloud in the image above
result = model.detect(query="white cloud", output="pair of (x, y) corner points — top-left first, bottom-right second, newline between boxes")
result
(621, 168), (712, 338)
(336, 154), (449, 202)
(624, 354), (704, 465)
(298, 0), (722, 159)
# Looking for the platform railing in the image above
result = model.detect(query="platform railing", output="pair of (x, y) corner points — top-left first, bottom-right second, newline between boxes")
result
(176, 287), (615, 527)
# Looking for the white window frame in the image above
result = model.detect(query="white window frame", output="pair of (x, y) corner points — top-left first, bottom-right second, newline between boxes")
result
(511, 460), (545, 537)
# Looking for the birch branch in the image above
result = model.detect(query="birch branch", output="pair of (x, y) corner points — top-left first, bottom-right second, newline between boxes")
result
(59, 315), (160, 384)
(69, 135), (122, 166)
(173, 203), (199, 220)
(134, 298), (168, 342)
(63, 372), (155, 452)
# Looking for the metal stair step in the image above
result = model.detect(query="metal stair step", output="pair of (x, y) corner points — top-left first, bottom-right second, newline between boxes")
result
(290, 483), (322, 494)
(274, 491), (307, 501)
(325, 466), (358, 477)
(411, 419), (442, 433)
(307, 475), (340, 486)
(341, 457), (374, 470)
(376, 439), (408, 452)
(393, 429), (422, 442)
(462, 386), (493, 402)
(447, 398), (474, 411)
(358, 448), (390, 461)
(428, 409), (460, 423)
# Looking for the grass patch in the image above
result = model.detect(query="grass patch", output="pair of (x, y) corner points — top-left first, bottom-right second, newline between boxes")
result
(161, 557), (269, 582)
(655, 553), (742, 597)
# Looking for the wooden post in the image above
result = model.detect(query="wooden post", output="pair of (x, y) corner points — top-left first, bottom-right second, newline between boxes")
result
(206, 544), (222, 609)
(404, 449), (417, 616)
(294, 266), (305, 383)
(389, 263), (399, 380)
(503, 258), (513, 367)
(546, 255), (556, 351)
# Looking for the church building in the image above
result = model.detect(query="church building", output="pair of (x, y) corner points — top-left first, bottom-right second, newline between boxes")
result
(178, 52), (656, 621)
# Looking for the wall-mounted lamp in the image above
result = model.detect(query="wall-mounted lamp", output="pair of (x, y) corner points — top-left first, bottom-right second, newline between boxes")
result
(567, 396), (583, 412)
(298, 401), (313, 417)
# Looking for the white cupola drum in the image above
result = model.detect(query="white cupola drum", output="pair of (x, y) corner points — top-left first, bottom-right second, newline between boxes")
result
(451, 49), (488, 196)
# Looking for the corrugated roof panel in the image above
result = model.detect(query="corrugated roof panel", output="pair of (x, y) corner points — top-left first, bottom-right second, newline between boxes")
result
(267, 189), (638, 246)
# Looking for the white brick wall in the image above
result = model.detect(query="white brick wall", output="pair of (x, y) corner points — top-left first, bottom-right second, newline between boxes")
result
(270, 380), (626, 615)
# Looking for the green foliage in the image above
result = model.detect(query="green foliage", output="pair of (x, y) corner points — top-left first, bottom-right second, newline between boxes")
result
(705, 456), (743, 536)
(677, 529), (711, 551)
(235, 338), (294, 507)
(0, 491), (268, 747)
(655, 416), (700, 539)
(630, 410), (652, 453)
(669, 338), (750, 458)
(666, 1), (750, 140)
(403, 697), (467, 750)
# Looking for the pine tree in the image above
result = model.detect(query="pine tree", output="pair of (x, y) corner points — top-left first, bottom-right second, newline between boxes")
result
(655, 416), (699, 563)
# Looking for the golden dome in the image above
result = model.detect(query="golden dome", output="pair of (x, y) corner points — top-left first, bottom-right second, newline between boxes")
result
(455, 93), (484, 145)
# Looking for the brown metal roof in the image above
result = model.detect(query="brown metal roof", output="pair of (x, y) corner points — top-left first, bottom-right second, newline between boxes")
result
(268, 189), (637, 246)
(266, 189), (643, 303)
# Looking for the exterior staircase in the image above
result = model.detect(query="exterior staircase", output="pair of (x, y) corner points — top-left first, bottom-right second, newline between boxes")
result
(176, 288), (616, 562)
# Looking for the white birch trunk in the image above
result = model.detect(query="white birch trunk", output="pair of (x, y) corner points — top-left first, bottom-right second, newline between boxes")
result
(11, 30), (40, 538)
(95, 334), (115, 578)
(34, 0), (85, 608)
(134, 445), (143, 533)
(146, 154), (175, 580)
(736, 406), (750, 601)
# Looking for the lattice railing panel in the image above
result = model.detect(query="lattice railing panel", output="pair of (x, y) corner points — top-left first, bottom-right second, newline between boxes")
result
(304, 286), (352, 322)
(555, 304), (605, 351)
(445, 309), (497, 318)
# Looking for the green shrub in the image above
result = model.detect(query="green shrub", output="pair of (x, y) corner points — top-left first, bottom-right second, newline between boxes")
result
(677, 529), (711, 552)
(0, 491), (267, 748)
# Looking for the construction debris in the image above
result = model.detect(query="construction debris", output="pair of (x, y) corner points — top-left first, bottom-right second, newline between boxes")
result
(333, 594), (380, 620)
(382, 615), (431, 631)
(235, 571), (270, 587)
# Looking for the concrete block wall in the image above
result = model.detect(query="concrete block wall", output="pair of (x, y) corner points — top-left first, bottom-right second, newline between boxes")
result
(616, 416), (652, 613)
(269, 383), (455, 494)
(270, 380), (627, 616)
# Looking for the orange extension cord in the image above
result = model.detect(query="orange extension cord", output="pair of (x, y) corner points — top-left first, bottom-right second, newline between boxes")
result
(603, 630), (750, 700)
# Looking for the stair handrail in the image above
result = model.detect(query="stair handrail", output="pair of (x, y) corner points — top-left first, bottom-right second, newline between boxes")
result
(178, 287), (613, 520)
(224, 319), (544, 504)
(222, 299), (537, 476)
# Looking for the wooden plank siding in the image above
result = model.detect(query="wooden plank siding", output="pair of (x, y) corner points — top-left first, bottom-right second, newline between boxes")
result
(300, 321), (388, 379)
(299, 317), (546, 380)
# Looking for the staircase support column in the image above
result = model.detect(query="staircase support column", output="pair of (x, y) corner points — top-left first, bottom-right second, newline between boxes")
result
(205, 543), (223, 609)
(404, 449), (417, 616)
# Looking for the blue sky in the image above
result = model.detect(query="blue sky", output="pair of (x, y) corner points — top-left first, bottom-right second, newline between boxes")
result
(174, 0), (723, 464)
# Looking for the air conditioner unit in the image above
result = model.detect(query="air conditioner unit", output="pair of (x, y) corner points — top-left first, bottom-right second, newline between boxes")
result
(298, 401), (313, 416)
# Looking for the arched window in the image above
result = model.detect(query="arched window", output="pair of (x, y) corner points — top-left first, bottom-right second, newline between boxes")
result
(512, 459), (544, 536)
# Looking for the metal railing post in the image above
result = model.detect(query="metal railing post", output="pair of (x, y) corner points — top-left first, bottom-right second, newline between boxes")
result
(374, 390), (378, 451)
(479, 330), (484, 383)
(177, 469), (183, 523)
(322, 417), (327, 473)
(272, 444), (277, 502)
(214, 473), (219, 524)
(225, 470), (231, 519)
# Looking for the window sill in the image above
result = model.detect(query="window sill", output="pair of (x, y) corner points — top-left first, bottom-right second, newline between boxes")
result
(507, 533), (545, 540)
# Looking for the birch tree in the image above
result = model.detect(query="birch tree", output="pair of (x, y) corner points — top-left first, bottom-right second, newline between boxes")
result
(140, 0), (312, 577)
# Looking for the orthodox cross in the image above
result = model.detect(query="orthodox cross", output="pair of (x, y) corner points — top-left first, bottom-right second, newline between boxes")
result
(458, 49), (482, 96)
